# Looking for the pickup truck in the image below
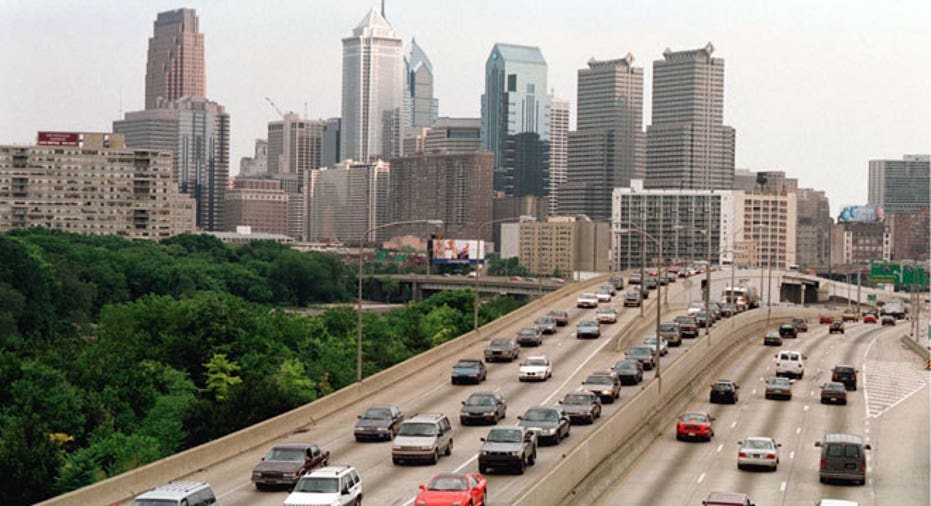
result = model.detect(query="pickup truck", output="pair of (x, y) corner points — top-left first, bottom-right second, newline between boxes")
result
(478, 426), (537, 474)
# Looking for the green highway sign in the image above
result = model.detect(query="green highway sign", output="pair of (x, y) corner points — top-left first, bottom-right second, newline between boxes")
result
(870, 261), (899, 284)
(867, 294), (876, 302)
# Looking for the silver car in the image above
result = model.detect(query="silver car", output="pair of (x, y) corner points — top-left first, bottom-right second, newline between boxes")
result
(641, 336), (668, 356)
(737, 436), (781, 470)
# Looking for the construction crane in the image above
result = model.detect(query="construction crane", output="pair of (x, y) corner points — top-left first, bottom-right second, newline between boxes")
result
(264, 97), (285, 118)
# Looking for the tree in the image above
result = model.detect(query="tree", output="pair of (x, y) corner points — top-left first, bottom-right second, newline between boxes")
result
(0, 415), (64, 505)
(202, 354), (242, 401)
(274, 359), (317, 405)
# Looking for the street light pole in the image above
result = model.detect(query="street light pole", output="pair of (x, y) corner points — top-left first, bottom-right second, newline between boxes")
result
(473, 217), (533, 333)
(616, 223), (663, 380)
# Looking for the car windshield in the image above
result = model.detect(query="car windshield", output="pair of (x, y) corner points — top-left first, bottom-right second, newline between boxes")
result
(536, 317), (553, 324)
(614, 361), (636, 371)
(766, 332), (780, 337)
(834, 367), (854, 374)
(294, 476), (339, 493)
(643, 337), (660, 345)
(523, 409), (557, 422)
(563, 394), (591, 405)
(746, 439), (773, 450)
(428, 476), (467, 491)
(265, 447), (306, 461)
(629, 347), (651, 355)
(781, 324), (794, 329)
(486, 429), (522, 443)
(824, 383), (845, 392)
(675, 316), (694, 324)
(133, 501), (178, 506)
(466, 395), (495, 406)
(519, 328), (538, 336)
(362, 407), (392, 420)
(660, 324), (677, 331)
(490, 339), (512, 348)
(579, 320), (597, 327)
(455, 361), (481, 370)
(713, 383), (732, 391)
(768, 378), (790, 387)
(584, 375), (612, 385)
(681, 413), (707, 423)
(524, 358), (548, 366)
(627, 291), (640, 297)
(398, 422), (437, 437)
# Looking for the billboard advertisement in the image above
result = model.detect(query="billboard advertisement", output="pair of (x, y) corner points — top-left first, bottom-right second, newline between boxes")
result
(37, 132), (80, 147)
(838, 205), (884, 223)
(430, 239), (485, 264)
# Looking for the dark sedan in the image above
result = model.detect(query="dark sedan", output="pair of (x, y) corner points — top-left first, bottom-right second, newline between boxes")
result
(612, 359), (644, 385)
(779, 323), (798, 338)
(516, 327), (544, 346)
(451, 359), (487, 384)
(765, 377), (792, 400)
(535, 316), (557, 334)
(484, 338), (520, 362)
(820, 382), (848, 405)
(353, 404), (405, 441)
(763, 332), (783, 346)
(547, 309), (570, 326)
(251, 442), (329, 490)
(709, 380), (739, 404)
(576, 320), (601, 339)
(460, 391), (507, 425)
(559, 390), (602, 424)
(625, 345), (657, 370)
(518, 406), (571, 445)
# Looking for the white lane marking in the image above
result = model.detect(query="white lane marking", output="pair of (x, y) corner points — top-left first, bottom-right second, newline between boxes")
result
(731, 421), (737, 428)
(697, 472), (706, 483)
(803, 405), (809, 411)
(780, 481), (787, 492)
(542, 326), (624, 405)
(862, 333), (878, 419)
(751, 389), (757, 395)
(789, 450), (795, 459)
(796, 427), (801, 435)
(716, 444), (723, 453)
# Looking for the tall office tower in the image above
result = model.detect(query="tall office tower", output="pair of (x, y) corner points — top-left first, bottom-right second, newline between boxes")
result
(239, 139), (268, 177)
(796, 187), (833, 269)
(547, 98), (569, 215)
(559, 55), (644, 219)
(267, 113), (324, 177)
(305, 160), (391, 243)
(405, 38), (439, 129)
(145, 8), (205, 109)
(645, 43), (735, 190)
(114, 96), (230, 231)
(481, 43), (551, 197)
(341, 7), (404, 162)
(223, 177), (288, 235)
(868, 155), (930, 214)
(322, 118), (341, 167)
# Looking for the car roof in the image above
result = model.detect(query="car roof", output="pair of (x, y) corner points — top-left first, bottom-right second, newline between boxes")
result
(824, 433), (864, 444)
(135, 482), (211, 500)
(525, 355), (548, 361)
(406, 414), (447, 423)
(743, 436), (774, 443)
(305, 465), (356, 477)
(833, 365), (855, 370)
(706, 491), (750, 502)
(714, 379), (735, 384)
(269, 442), (314, 450)
(455, 358), (483, 364)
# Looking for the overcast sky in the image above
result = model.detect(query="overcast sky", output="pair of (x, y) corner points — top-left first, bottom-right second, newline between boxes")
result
(2, 0), (928, 215)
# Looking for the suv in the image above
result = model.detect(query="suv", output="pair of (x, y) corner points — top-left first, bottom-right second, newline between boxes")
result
(251, 442), (329, 489)
(815, 433), (871, 485)
(778, 322), (798, 338)
(284, 466), (362, 506)
(674, 315), (699, 338)
(478, 426), (538, 474)
(842, 309), (859, 322)
(132, 482), (218, 506)
(658, 321), (682, 346)
(792, 317), (808, 332)
(831, 365), (858, 390)
(392, 414), (454, 465)
(775, 350), (806, 379)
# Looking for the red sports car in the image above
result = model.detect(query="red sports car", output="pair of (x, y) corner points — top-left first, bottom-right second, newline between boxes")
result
(863, 313), (877, 324)
(819, 315), (834, 324)
(676, 411), (715, 441)
(415, 473), (487, 506)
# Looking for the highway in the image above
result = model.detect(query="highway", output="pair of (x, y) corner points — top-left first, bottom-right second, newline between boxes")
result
(116, 268), (756, 505)
(594, 316), (930, 505)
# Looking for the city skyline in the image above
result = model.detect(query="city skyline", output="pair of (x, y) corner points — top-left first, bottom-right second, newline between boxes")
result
(1, 0), (928, 215)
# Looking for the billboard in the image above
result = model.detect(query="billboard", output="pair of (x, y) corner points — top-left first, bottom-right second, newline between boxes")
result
(838, 205), (884, 223)
(37, 132), (79, 147)
(430, 239), (485, 264)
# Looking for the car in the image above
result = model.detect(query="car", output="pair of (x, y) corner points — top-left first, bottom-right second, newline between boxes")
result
(815, 433), (871, 485)
(720, 303), (736, 317)
(559, 390), (602, 424)
(415, 473), (487, 506)
(816, 500), (859, 506)
(774, 350), (806, 379)
(478, 426), (537, 474)
(862, 313), (877, 324)
(881, 315), (896, 326)
(577, 292), (599, 308)
(600, 283), (617, 296)
(702, 491), (756, 506)
(354, 404), (405, 441)
(831, 365), (858, 390)
(842, 309), (859, 322)
(251, 442), (329, 490)
(641, 336), (668, 356)
(451, 359), (487, 384)
(695, 311), (710, 328)
(623, 290), (643, 307)
(666, 271), (678, 283)
(778, 322), (798, 338)
(626, 345), (657, 370)
(688, 301), (705, 315)
(644, 276), (658, 289)
(792, 317), (808, 332)
(629, 272), (642, 285)
(484, 338), (520, 362)
(710, 380), (740, 404)
(581, 371), (621, 403)
(763, 332), (783, 346)
(612, 359), (644, 385)
(676, 411), (715, 441)
(829, 320), (845, 334)
(658, 321), (683, 346)
(820, 382), (848, 405)
(518, 405), (571, 445)
(609, 276), (625, 289)
(132, 482), (218, 506)
(518, 355), (552, 382)
(392, 414), (454, 465)
(547, 309), (569, 326)
(674, 315), (699, 338)
(737, 437), (781, 471)
(596, 305), (618, 324)
(596, 287), (613, 302)
(534, 315), (557, 334)
(820, 315), (835, 324)
(283, 465), (361, 506)
(576, 319), (601, 339)
(764, 377), (793, 400)
(460, 391), (507, 425)
(516, 327), (544, 347)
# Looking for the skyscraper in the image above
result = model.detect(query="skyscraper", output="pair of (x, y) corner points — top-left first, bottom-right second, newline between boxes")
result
(322, 118), (342, 167)
(145, 8), (205, 109)
(559, 55), (644, 219)
(481, 43), (551, 197)
(267, 113), (324, 177)
(868, 155), (930, 214)
(645, 43), (735, 190)
(341, 8), (404, 162)
(305, 160), (391, 243)
(405, 38), (439, 129)
(547, 99), (569, 215)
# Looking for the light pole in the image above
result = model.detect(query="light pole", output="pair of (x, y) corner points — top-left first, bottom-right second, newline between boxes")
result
(615, 223), (664, 380)
(357, 219), (443, 382)
(473, 216), (535, 333)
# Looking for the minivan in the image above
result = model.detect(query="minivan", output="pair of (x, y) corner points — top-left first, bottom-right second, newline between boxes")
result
(815, 433), (871, 485)
(392, 414), (453, 465)
(132, 481), (218, 506)
(775, 350), (806, 379)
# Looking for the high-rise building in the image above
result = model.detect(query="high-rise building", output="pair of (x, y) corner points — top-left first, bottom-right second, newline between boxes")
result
(868, 155), (930, 214)
(239, 139), (268, 177)
(267, 113), (324, 177)
(223, 177), (288, 235)
(736, 191), (798, 269)
(795, 188), (833, 269)
(389, 151), (493, 241)
(145, 8), (205, 109)
(114, 96), (230, 231)
(481, 43), (551, 198)
(506, 216), (610, 275)
(322, 118), (342, 167)
(341, 8), (404, 162)
(559, 55), (644, 219)
(645, 43), (735, 190)
(405, 38), (439, 129)
(831, 221), (891, 266)
(547, 99), (569, 215)
(0, 132), (195, 238)
(305, 160), (391, 243)
(889, 208), (930, 261)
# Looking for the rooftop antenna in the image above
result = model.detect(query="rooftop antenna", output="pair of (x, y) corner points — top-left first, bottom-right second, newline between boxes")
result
(381, 0), (386, 19)
(304, 101), (309, 120)
(118, 88), (123, 117)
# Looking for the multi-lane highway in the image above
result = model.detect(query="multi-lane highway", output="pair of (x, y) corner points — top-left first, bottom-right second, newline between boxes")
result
(594, 316), (930, 505)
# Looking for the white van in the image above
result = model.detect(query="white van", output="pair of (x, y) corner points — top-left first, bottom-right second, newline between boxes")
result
(774, 350), (806, 379)
(132, 481), (218, 506)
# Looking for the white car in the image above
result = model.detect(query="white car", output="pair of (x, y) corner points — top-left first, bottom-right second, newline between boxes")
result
(641, 336), (668, 356)
(737, 436), (781, 470)
(774, 350), (806, 379)
(596, 289), (612, 302)
(687, 301), (705, 315)
(596, 306), (618, 323)
(577, 293), (599, 308)
(816, 500), (860, 506)
(519, 356), (553, 382)
(284, 466), (362, 506)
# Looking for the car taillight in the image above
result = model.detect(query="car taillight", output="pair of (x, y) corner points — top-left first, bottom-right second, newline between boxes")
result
(851, 374), (857, 382)
(861, 462), (866, 470)
(776, 362), (780, 367)
(832, 374), (838, 381)
(820, 459), (826, 469)
(766, 453), (776, 459)
(738, 451), (747, 457)
(678, 423), (685, 431)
